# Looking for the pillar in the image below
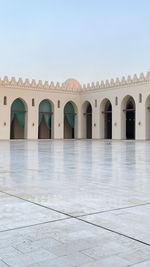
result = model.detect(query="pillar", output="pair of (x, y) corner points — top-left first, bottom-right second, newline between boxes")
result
(92, 108), (100, 139)
(136, 102), (146, 140)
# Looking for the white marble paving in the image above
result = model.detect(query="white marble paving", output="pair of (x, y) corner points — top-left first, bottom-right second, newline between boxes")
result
(0, 192), (67, 231)
(1, 140), (150, 266)
(80, 205), (150, 244)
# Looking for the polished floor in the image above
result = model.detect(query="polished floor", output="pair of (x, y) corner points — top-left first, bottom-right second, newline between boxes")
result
(0, 140), (150, 266)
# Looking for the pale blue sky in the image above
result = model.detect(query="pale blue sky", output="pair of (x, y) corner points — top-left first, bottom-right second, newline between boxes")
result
(0, 0), (150, 84)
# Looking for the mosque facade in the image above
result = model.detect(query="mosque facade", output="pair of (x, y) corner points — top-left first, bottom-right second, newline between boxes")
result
(0, 72), (150, 140)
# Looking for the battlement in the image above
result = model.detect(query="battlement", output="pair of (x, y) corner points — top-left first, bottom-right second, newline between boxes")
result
(0, 71), (150, 93)
(83, 71), (150, 91)
(0, 76), (82, 92)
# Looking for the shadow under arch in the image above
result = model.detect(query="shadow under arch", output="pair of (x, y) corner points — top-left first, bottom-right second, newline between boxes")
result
(64, 101), (78, 139)
(81, 101), (92, 139)
(100, 98), (112, 139)
(121, 95), (136, 140)
(38, 99), (54, 139)
(10, 97), (28, 139)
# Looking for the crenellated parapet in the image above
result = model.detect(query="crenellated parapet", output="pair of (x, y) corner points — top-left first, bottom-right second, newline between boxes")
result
(82, 71), (150, 92)
(0, 71), (150, 93)
(0, 76), (82, 93)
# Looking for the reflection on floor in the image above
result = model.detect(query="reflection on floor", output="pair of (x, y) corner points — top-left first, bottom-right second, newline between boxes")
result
(0, 140), (150, 266)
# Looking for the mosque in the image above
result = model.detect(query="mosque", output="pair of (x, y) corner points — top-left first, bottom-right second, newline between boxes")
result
(0, 71), (150, 141)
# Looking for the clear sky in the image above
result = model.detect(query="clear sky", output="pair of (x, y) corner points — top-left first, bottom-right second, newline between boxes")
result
(0, 0), (150, 85)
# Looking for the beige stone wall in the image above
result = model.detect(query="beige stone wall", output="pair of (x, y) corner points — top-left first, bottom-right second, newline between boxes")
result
(0, 73), (150, 140)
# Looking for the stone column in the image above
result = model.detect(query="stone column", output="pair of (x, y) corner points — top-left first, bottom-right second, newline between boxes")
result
(0, 104), (10, 140)
(27, 105), (38, 139)
(54, 106), (64, 139)
(136, 102), (145, 140)
(112, 104), (121, 140)
(92, 108), (100, 139)
(77, 105), (82, 139)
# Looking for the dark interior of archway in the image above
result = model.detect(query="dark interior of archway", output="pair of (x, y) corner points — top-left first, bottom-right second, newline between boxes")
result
(126, 100), (135, 139)
(11, 114), (24, 139)
(86, 104), (92, 139)
(105, 102), (112, 139)
(64, 102), (75, 139)
(64, 117), (74, 139)
(38, 116), (51, 139)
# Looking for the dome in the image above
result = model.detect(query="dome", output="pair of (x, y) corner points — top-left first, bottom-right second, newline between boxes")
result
(64, 78), (81, 89)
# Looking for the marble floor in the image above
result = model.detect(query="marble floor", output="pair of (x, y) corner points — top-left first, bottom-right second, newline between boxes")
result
(0, 140), (150, 266)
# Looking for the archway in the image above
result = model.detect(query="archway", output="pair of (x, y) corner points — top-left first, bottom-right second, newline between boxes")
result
(121, 96), (135, 140)
(64, 102), (76, 139)
(38, 100), (53, 139)
(126, 99), (135, 139)
(81, 101), (92, 139)
(86, 103), (92, 138)
(104, 100), (112, 139)
(100, 98), (112, 139)
(10, 98), (27, 139)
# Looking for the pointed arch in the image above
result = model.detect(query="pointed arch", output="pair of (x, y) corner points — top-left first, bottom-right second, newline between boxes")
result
(81, 101), (92, 139)
(121, 95), (136, 139)
(100, 98), (112, 139)
(64, 101), (78, 139)
(38, 99), (54, 139)
(10, 98), (28, 139)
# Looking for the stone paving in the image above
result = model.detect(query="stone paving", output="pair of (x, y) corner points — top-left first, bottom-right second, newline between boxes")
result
(0, 140), (150, 266)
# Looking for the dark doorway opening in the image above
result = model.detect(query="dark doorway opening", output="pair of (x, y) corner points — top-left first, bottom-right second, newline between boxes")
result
(105, 101), (112, 139)
(86, 104), (92, 139)
(38, 100), (52, 139)
(38, 116), (51, 139)
(10, 98), (26, 139)
(126, 99), (135, 139)
(64, 116), (74, 139)
(64, 102), (75, 139)
(11, 114), (24, 139)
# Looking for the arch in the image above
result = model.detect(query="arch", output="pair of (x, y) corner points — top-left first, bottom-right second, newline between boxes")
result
(100, 98), (112, 139)
(121, 95), (136, 139)
(64, 101), (78, 139)
(38, 99), (54, 139)
(10, 98), (27, 139)
(145, 95), (150, 140)
(81, 101), (92, 139)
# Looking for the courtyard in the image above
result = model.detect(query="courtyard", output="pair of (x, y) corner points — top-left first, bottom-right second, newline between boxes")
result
(0, 140), (150, 266)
